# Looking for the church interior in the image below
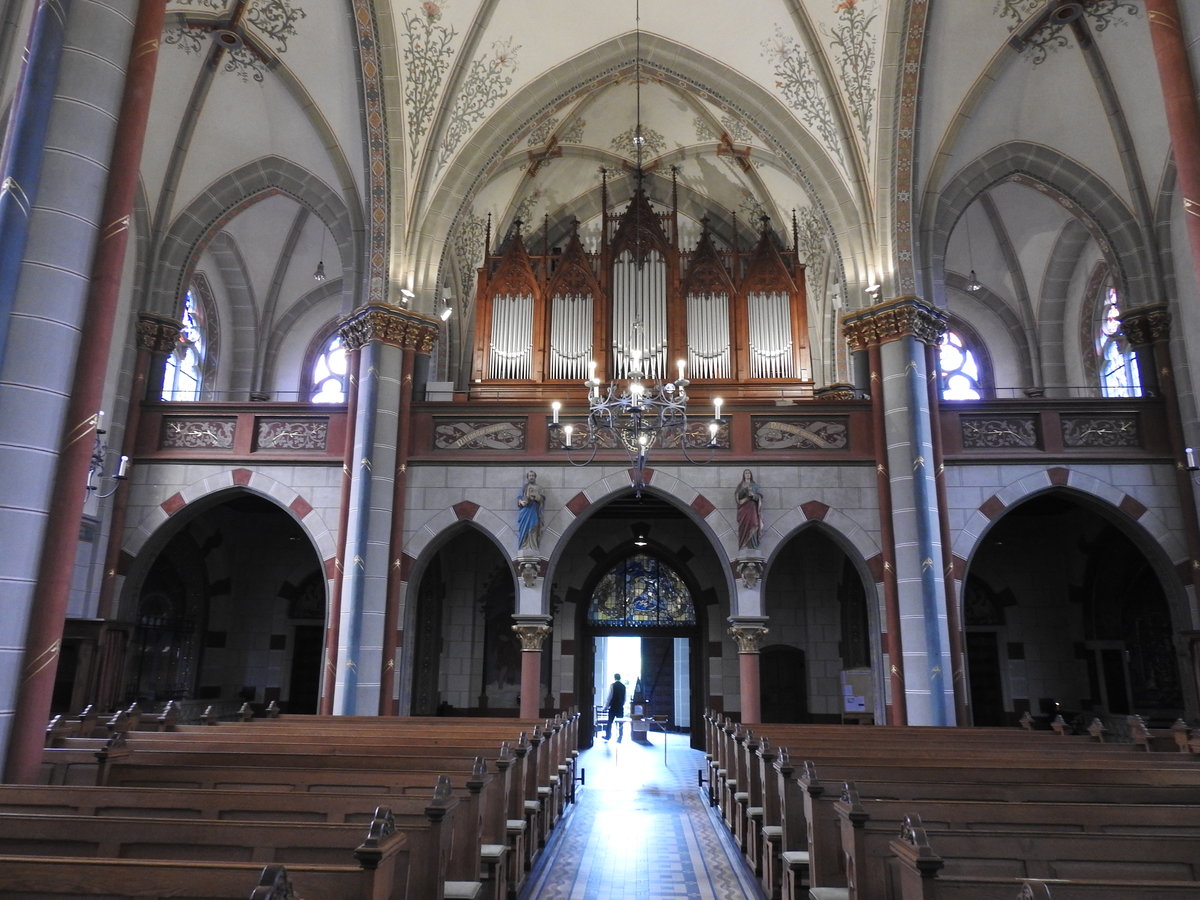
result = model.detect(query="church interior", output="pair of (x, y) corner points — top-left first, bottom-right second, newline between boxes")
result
(4, 0), (1200, 896)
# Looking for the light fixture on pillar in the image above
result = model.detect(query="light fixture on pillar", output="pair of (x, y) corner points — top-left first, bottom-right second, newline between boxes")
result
(399, 287), (415, 306)
(965, 207), (982, 293)
(314, 227), (327, 282)
(86, 411), (130, 499)
(865, 282), (882, 302)
(547, 4), (723, 493)
(439, 292), (454, 321)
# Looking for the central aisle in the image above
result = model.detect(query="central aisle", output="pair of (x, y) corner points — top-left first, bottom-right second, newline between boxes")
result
(520, 732), (765, 899)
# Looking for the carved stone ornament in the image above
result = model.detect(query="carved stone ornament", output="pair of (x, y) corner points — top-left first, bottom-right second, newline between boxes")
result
(257, 419), (329, 451)
(1060, 415), (1138, 448)
(517, 560), (542, 588)
(136, 312), (184, 354)
(161, 417), (236, 449)
(736, 559), (764, 589)
(1119, 304), (1170, 346)
(512, 623), (551, 651)
(434, 419), (526, 451)
(727, 621), (768, 653)
(842, 296), (946, 350)
(753, 417), (848, 450)
(961, 416), (1038, 449)
(338, 304), (440, 353)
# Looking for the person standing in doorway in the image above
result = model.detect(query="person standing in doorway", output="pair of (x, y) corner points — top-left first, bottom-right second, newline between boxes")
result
(604, 673), (626, 741)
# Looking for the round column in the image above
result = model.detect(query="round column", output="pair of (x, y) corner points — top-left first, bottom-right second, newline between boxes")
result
(513, 617), (552, 719)
(844, 297), (953, 726)
(728, 618), (768, 724)
(333, 303), (438, 715)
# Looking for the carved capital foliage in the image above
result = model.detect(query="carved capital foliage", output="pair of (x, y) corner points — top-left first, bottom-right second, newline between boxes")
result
(727, 620), (769, 653)
(843, 296), (946, 349)
(338, 304), (440, 353)
(137, 312), (183, 353)
(512, 623), (551, 651)
(1120, 304), (1170, 346)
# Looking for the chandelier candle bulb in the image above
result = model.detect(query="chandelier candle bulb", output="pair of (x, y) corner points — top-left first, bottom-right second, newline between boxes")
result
(563, 424), (573, 447)
(1188, 448), (1197, 471)
(116, 456), (130, 479)
(551, 401), (561, 425)
(713, 397), (723, 420)
(677, 359), (686, 382)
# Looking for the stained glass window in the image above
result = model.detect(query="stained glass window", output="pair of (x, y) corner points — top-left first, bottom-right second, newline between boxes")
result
(588, 553), (695, 627)
(938, 330), (983, 400)
(162, 289), (205, 401)
(1096, 285), (1140, 398)
(310, 333), (349, 403)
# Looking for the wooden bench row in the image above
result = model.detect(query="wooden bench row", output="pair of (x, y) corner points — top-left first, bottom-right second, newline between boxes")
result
(12, 707), (582, 900)
(701, 712), (1200, 900)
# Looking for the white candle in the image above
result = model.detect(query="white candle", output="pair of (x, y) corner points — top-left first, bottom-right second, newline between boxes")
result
(1188, 448), (1197, 471)
(563, 424), (573, 447)
(588, 360), (597, 381)
(551, 401), (561, 424)
(677, 359), (686, 381)
(713, 397), (723, 420)
(116, 456), (130, 479)
(95, 410), (105, 433)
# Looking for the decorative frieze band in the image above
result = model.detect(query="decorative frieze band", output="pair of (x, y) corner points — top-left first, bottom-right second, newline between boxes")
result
(136, 312), (183, 354)
(161, 417), (236, 449)
(961, 416), (1039, 450)
(842, 296), (946, 350)
(434, 419), (526, 451)
(1060, 415), (1139, 448)
(338, 303), (440, 353)
(256, 419), (329, 451)
(753, 416), (848, 450)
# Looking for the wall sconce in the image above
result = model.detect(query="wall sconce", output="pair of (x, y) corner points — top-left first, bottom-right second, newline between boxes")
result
(399, 288), (415, 306)
(865, 283), (882, 302)
(440, 294), (454, 321)
(87, 411), (129, 499)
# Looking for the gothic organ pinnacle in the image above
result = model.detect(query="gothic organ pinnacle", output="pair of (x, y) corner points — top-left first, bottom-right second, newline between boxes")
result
(472, 184), (811, 399)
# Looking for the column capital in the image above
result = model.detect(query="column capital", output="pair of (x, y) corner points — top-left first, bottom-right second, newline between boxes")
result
(338, 303), (441, 353)
(727, 617), (769, 653)
(136, 312), (183, 353)
(1120, 303), (1171, 345)
(843, 296), (946, 350)
(512, 615), (552, 651)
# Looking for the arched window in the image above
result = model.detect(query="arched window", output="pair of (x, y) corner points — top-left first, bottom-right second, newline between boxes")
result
(588, 553), (695, 628)
(1096, 285), (1140, 398)
(308, 331), (349, 403)
(162, 289), (206, 401)
(938, 329), (984, 400)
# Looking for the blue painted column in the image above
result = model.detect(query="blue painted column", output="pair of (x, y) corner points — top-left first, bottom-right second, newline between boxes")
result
(332, 304), (439, 715)
(844, 297), (954, 725)
(0, 0), (72, 372)
(0, 0), (136, 782)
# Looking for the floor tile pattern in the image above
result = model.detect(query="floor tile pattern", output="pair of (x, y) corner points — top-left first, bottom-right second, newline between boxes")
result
(521, 733), (764, 899)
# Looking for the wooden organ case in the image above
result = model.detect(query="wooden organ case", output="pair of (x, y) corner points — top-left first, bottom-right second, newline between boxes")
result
(471, 178), (810, 402)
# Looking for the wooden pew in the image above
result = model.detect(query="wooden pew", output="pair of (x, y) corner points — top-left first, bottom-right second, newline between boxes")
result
(833, 783), (1200, 900)
(888, 814), (1200, 900)
(0, 855), (399, 899)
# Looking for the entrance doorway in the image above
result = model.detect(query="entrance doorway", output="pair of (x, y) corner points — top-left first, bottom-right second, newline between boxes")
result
(593, 635), (692, 729)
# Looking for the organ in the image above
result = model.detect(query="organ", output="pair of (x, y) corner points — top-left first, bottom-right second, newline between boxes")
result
(471, 173), (811, 402)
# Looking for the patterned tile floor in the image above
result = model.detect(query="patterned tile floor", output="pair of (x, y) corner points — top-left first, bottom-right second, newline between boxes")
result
(520, 731), (765, 899)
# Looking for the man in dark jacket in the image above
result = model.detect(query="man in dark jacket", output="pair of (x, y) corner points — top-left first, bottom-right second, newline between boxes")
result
(604, 674), (626, 741)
